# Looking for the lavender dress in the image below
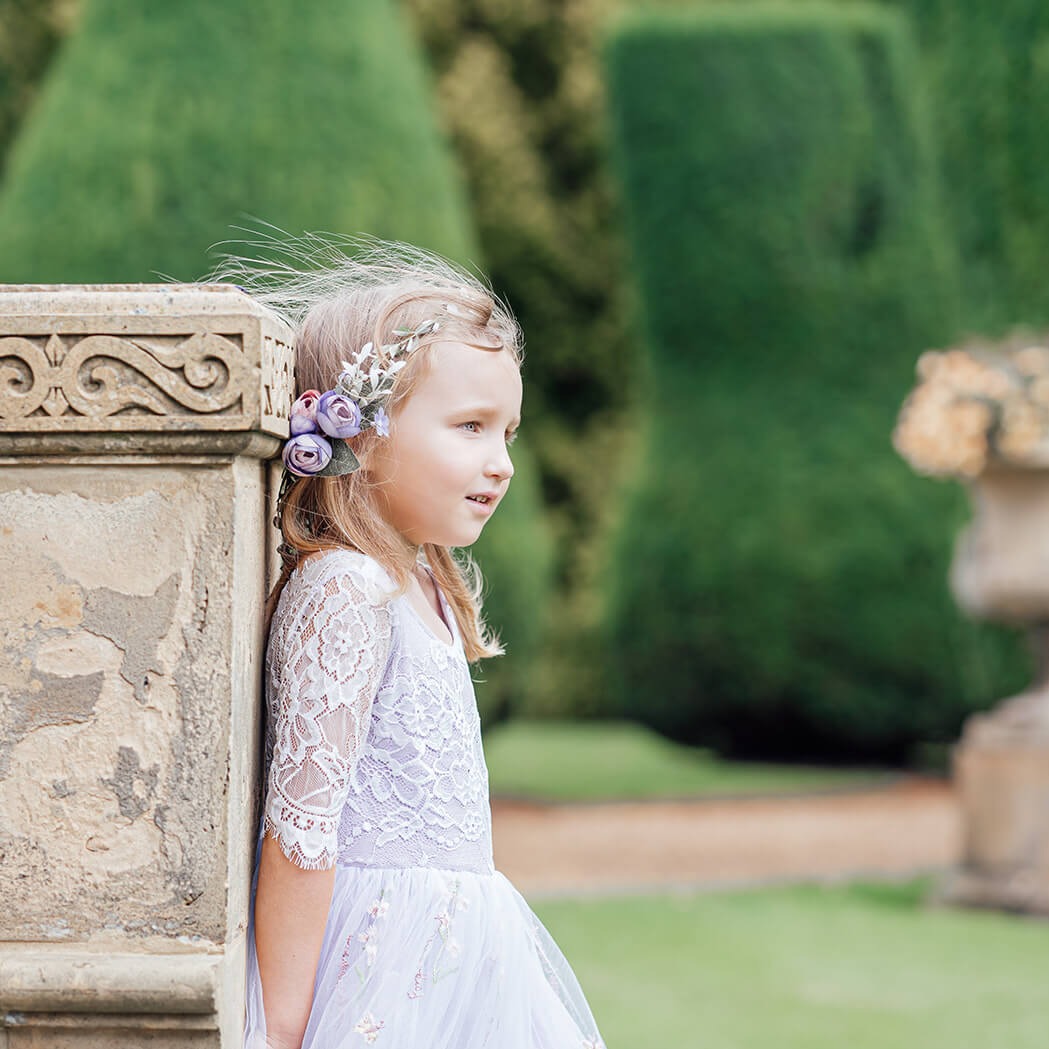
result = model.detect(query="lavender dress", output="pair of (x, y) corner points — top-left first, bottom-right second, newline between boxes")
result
(244, 549), (604, 1049)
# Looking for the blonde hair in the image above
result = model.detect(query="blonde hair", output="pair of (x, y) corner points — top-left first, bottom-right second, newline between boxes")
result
(209, 232), (523, 662)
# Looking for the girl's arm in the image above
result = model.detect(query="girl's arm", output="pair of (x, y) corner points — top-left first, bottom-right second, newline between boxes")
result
(257, 556), (392, 1045)
(254, 832), (335, 1049)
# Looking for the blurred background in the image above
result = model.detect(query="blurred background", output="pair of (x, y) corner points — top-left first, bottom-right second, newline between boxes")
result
(3, 1), (1047, 1045)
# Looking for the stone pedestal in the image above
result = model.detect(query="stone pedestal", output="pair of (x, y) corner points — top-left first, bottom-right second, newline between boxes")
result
(945, 469), (1049, 916)
(946, 663), (1049, 915)
(0, 285), (293, 1045)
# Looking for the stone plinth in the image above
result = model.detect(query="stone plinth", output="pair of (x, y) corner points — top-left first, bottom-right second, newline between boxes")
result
(0, 285), (293, 1045)
(946, 687), (1049, 915)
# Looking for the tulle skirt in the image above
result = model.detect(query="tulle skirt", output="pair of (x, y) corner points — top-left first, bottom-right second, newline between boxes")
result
(244, 864), (605, 1048)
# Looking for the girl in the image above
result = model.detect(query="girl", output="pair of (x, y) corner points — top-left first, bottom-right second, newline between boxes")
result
(223, 236), (605, 1049)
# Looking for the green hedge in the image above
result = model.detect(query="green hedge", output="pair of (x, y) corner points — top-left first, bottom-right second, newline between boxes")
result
(0, 0), (551, 714)
(602, 5), (1029, 761)
(0, 0), (475, 281)
(888, 0), (1049, 332)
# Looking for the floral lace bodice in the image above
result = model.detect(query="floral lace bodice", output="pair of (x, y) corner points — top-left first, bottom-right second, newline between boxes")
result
(263, 549), (493, 874)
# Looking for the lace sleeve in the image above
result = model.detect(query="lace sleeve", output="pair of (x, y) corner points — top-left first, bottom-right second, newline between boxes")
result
(264, 556), (394, 869)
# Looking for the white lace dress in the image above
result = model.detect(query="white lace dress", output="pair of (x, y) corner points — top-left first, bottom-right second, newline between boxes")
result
(244, 549), (605, 1049)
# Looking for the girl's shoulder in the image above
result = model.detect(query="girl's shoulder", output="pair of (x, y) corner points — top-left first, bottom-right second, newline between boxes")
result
(290, 547), (399, 607)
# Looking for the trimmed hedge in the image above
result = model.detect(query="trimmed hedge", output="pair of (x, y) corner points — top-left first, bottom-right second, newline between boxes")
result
(0, 0), (551, 717)
(602, 5), (1029, 760)
(0, 0), (475, 281)
(889, 0), (1049, 332)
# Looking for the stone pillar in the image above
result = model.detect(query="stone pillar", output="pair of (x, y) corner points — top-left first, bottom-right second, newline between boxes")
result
(0, 285), (293, 1046)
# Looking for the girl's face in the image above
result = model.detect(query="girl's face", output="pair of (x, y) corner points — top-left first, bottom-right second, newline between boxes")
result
(367, 341), (522, 548)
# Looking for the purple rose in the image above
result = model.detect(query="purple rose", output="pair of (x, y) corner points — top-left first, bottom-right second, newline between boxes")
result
(316, 390), (362, 438)
(282, 432), (333, 476)
(290, 389), (321, 435)
(373, 406), (390, 438)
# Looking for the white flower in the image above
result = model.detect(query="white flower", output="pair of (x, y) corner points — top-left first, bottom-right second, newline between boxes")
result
(446, 937), (461, 957)
(368, 898), (389, 918)
(435, 911), (450, 932)
(354, 1012), (384, 1043)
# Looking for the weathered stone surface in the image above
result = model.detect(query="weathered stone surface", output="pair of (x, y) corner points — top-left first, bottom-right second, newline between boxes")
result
(0, 285), (293, 1045)
(0, 464), (251, 944)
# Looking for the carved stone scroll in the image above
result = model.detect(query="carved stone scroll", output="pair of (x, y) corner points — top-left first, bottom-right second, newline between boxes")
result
(0, 284), (294, 437)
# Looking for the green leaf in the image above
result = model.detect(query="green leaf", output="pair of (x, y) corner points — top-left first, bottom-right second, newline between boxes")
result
(316, 439), (360, 476)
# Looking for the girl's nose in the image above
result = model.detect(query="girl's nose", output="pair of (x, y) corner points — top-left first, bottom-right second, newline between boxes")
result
(485, 442), (515, 481)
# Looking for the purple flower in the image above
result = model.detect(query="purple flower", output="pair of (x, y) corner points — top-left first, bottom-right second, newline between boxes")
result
(373, 406), (390, 437)
(282, 432), (333, 476)
(290, 389), (321, 435)
(316, 390), (362, 438)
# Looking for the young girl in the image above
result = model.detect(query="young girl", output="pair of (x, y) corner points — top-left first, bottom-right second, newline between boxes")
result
(224, 236), (605, 1049)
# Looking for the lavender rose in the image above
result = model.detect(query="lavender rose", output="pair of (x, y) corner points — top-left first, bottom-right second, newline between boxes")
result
(282, 432), (333, 476)
(290, 389), (321, 435)
(316, 390), (362, 438)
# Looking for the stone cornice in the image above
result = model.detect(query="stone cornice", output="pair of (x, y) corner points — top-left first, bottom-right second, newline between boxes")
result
(0, 285), (294, 454)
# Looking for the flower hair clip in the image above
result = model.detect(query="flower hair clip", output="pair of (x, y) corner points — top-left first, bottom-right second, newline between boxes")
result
(281, 317), (441, 478)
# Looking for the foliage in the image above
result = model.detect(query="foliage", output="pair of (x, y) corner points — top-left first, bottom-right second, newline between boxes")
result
(0, 0), (476, 281)
(602, 4), (1029, 760)
(403, 0), (638, 716)
(0, 0), (551, 709)
(642, 0), (1049, 333)
(885, 0), (1049, 333)
(538, 880), (1049, 1048)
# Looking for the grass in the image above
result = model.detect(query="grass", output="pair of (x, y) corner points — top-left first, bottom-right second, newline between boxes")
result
(534, 879), (1049, 1049)
(482, 720), (889, 802)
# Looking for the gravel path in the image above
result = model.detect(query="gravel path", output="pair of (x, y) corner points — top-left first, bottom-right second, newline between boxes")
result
(492, 777), (961, 897)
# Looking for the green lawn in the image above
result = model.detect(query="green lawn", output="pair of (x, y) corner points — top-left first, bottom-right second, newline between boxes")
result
(535, 880), (1049, 1049)
(483, 720), (889, 801)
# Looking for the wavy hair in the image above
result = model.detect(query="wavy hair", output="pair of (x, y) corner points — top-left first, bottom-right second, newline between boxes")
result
(208, 231), (523, 662)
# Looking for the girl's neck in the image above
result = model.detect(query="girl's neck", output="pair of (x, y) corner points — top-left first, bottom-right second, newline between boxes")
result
(388, 529), (424, 573)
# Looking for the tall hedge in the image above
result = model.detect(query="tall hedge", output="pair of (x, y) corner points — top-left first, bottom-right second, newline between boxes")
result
(0, 0), (475, 281)
(602, 5), (1029, 761)
(886, 0), (1049, 333)
(0, 0), (550, 717)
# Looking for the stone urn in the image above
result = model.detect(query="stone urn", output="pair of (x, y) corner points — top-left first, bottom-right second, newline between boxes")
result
(894, 338), (1049, 915)
(947, 467), (1049, 914)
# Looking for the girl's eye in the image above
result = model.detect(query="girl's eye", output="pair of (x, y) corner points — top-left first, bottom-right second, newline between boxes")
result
(460, 421), (481, 433)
